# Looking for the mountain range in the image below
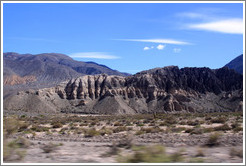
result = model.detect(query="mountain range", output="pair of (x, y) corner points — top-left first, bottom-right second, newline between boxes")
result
(3, 52), (129, 98)
(3, 53), (243, 114)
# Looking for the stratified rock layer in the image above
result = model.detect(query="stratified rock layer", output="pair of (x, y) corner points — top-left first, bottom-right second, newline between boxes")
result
(4, 66), (243, 114)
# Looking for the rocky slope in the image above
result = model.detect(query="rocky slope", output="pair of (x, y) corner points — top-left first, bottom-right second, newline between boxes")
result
(4, 66), (243, 114)
(224, 54), (243, 74)
(3, 52), (130, 99)
(3, 52), (129, 86)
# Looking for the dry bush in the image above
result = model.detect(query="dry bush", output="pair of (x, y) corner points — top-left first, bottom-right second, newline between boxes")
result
(206, 132), (221, 147)
(99, 126), (113, 136)
(210, 117), (227, 124)
(51, 122), (63, 128)
(84, 128), (100, 137)
(214, 124), (231, 131)
(141, 126), (163, 133)
(230, 148), (243, 158)
(118, 145), (184, 163)
(41, 142), (59, 153)
(113, 126), (127, 133)
(31, 125), (50, 132)
(196, 148), (205, 157)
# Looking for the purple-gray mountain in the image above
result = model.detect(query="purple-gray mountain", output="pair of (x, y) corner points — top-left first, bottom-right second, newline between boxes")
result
(3, 52), (130, 98)
(224, 54), (243, 74)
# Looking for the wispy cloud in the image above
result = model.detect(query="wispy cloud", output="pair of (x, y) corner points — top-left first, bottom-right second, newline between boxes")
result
(157, 44), (165, 50)
(69, 52), (120, 59)
(173, 48), (181, 53)
(116, 39), (191, 45)
(187, 19), (243, 34)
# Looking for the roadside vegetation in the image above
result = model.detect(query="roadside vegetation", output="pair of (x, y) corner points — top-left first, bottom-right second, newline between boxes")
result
(3, 111), (243, 162)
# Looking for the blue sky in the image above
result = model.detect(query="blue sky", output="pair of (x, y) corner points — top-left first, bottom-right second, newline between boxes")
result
(3, 3), (244, 74)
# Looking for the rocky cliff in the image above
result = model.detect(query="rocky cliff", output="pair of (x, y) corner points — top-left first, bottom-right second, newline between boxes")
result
(4, 66), (243, 114)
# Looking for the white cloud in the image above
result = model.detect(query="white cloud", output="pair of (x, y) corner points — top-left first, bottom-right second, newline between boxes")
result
(116, 39), (191, 45)
(157, 44), (165, 50)
(187, 18), (243, 34)
(69, 52), (120, 59)
(173, 48), (181, 53)
(143, 46), (150, 50)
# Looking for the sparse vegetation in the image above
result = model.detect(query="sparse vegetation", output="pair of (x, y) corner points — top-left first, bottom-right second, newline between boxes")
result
(41, 142), (60, 153)
(2, 111), (243, 163)
(206, 132), (222, 147)
(118, 145), (184, 163)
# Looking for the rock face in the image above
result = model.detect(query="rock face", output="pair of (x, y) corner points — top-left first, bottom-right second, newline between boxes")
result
(4, 66), (243, 114)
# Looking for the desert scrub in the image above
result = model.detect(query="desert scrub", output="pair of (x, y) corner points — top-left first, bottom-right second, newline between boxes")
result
(41, 142), (60, 153)
(230, 148), (243, 158)
(3, 116), (20, 136)
(210, 116), (227, 124)
(84, 128), (100, 137)
(113, 126), (127, 133)
(214, 124), (231, 131)
(114, 121), (124, 126)
(99, 126), (113, 136)
(118, 145), (184, 163)
(18, 122), (30, 132)
(3, 136), (28, 161)
(196, 148), (205, 157)
(31, 125), (50, 132)
(206, 132), (222, 147)
(187, 120), (200, 126)
(141, 126), (163, 133)
(170, 127), (186, 133)
(135, 130), (145, 135)
(51, 122), (63, 128)
(116, 135), (133, 149)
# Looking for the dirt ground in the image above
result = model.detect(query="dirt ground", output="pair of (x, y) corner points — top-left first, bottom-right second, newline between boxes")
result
(3, 112), (244, 163)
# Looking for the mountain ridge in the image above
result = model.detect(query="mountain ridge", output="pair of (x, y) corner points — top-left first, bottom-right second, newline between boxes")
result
(4, 65), (243, 114)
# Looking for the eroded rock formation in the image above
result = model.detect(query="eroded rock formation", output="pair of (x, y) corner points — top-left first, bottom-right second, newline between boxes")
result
(4, 66), (243, 114)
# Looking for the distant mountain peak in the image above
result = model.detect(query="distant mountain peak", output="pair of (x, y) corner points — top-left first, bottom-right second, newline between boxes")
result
(224, 54), (243, 74)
